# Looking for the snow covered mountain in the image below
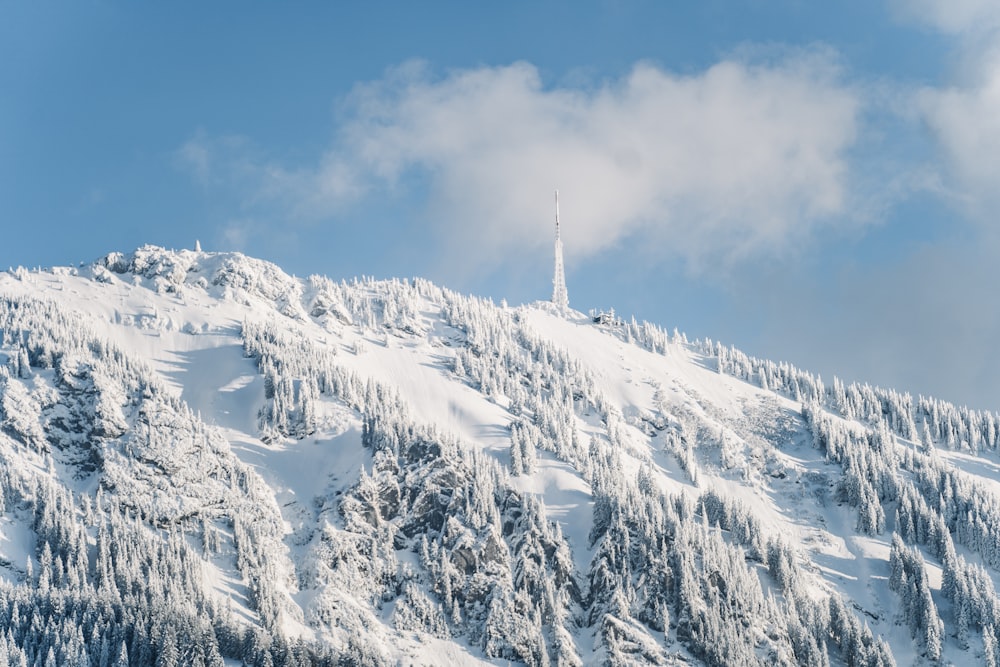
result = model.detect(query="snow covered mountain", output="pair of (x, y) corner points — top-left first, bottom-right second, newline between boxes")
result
(0, 245), (998, 666)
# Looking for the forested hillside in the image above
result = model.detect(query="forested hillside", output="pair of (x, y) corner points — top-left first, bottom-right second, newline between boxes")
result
(0, 246), (997, 665)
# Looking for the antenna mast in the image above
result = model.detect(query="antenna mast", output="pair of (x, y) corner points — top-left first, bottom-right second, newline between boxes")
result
(552, 189), (569, 310)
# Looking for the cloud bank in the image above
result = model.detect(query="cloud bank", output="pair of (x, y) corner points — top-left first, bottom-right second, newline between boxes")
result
(896, 0), (1000, 34)
(740, 3), (1000, 409)
(920, 56), (1000, 220)
(181, 55), (862, 274)
(900, 0), (1000, 221)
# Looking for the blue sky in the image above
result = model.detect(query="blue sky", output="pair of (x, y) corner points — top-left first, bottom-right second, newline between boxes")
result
(4, 1), (1000, 409)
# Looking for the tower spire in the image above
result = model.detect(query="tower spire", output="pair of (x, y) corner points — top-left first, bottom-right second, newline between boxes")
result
(552, 189), (569, 311)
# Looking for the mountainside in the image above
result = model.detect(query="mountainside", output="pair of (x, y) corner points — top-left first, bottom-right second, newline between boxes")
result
(0, 245), (999, 666)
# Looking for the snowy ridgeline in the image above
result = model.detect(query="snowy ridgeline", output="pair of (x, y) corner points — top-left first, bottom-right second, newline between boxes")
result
(0, 245), (997, 665)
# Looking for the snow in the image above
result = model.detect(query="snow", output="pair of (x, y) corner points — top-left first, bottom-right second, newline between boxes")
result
(0, 511), (32, 584)
(337, 334), (511, 456)
(941, 449), (1000, 496)
(510, 450), (593, 572)
(3, 248), (1000, 665)
(164, 338), (262, 432)
(395, 634), (505, 666)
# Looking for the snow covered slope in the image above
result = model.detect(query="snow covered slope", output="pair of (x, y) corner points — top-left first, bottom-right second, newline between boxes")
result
(0, 245), (998, 666)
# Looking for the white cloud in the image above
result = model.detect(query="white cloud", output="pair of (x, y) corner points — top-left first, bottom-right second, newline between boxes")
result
(221, 219), (252, 251)
(180, 56), (862, 274)
(333, 57), (861, 271)
(905, 0), (1000, 221)
(894, 0), (1000, 34)
(176, 137), (212, 186)
(919, 53), (1000, 216)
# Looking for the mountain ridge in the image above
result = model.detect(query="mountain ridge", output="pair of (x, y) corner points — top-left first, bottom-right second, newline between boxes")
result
(0, 244), (996, 665)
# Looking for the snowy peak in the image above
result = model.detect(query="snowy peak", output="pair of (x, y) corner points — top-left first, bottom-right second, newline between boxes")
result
(0, 247), (997, 665)
(96, 244), (303, 305)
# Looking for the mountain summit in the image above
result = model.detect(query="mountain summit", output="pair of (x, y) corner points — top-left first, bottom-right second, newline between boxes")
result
(0, 245), (997, 666)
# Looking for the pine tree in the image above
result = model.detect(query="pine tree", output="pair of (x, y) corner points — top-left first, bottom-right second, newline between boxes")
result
(113, 641), (129, 667)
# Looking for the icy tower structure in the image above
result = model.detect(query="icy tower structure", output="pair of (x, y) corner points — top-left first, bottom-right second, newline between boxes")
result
(552, 189), (569, 310)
